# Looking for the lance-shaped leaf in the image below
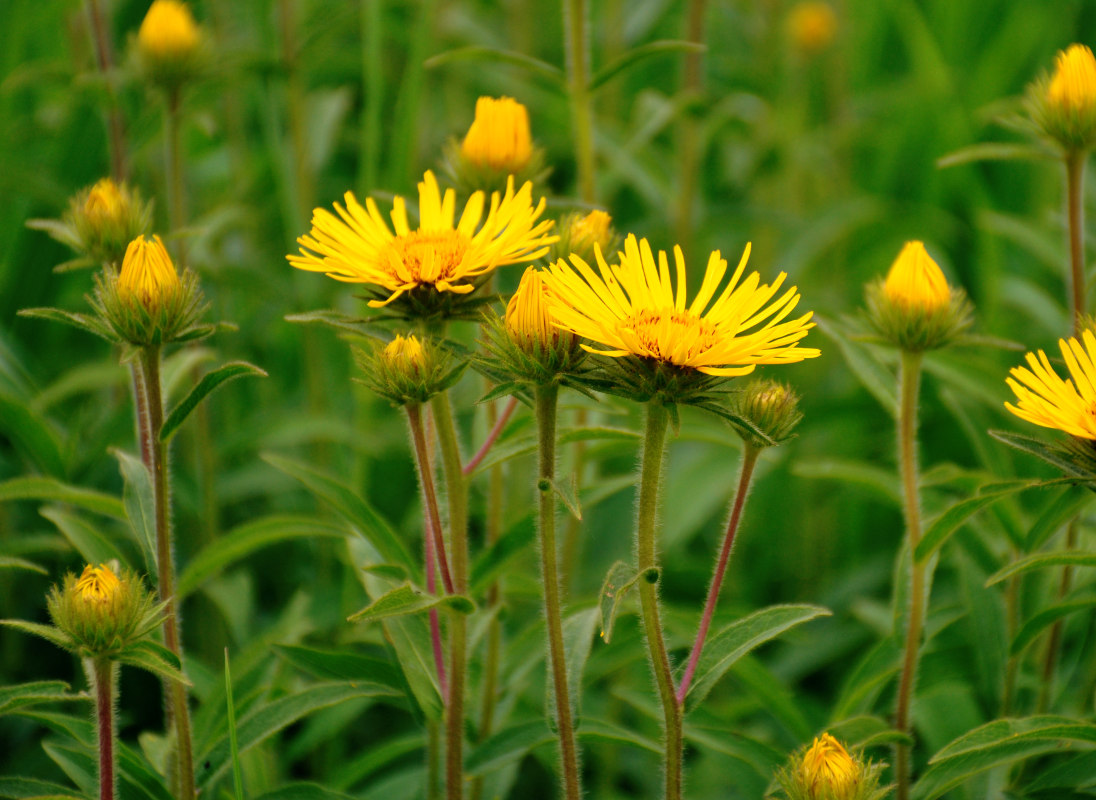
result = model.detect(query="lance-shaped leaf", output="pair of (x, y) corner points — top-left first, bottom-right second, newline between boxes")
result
(986, 551), (1096, 587)
(115, 640), (191, 686)
(0, 476), (125, 520)
(348, 582), (473, 624)
(589, 40), (706, 91)
(0, 620), (76, 652)
(597, 561), (651, 644)
(112, 449), (156, 576)
(1011, 598), (1096, 655)
(424, 47), (564, 86)
(18, 307), (115, 341)
(160, 361), (267, 443)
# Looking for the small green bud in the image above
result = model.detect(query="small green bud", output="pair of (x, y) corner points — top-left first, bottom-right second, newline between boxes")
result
(729, 379), (803, 448)
(47, 563), (160, 658)
(357, 334), (464, 406)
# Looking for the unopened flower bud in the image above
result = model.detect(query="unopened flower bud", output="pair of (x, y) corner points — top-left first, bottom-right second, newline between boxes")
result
(136, 0), (202, 91)
(117, 234), (181, 312)
(461, 96), (533, 173)
(362, 334), (462, 406)
(383, 334), (426, 375)
(67, 179), (152, 267)
(787, 2), (837, 56)
(552, 209), (619, 266)
(47, 564), (159, 657)
(866, 241), (971, 352)
(729, 379), (802, 448)
(777, 733), (888, 800)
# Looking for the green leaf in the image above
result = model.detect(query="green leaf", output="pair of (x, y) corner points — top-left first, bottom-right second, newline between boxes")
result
(284, 310), (390, 340)
(116, 640), (190, 686)
(792, 458), (900, 504)
(160, 362), (266, 443)
(39, 506), (125, 566)
(0, 556), (46, 574)
(913, 716), (1096, 800)
(251, 785), (357, 800)
(0, 393), (66, 477)
(0, 476), (125, 519)
(274, 644), (403, 690)
(0, 681), (79, 716)
(1011, 598), (1096, 655)
(423, 47), (565, 86)
(550, 475), (582, 520)
(915, 479), (1060, 563)
(815, 316), (897, 416)
(683, 604), (831, 710)
(347, 582), (474, 623)
(464, 720), (554, 776)
(177, 515), (350, 600)
(380, 614), (444, 721)
(1026, 750), (1096, 792)
(831, 636), (902, 720)
(989, 430), (1092, 480)
(111, 449), (156, 576)
(577, 718), (660, 752)
(17, 307), (114, 341)
(263, 454), (415, 574)
(0, 620), (74, 652)
(224, 650), (245, 800)
(556, 607), (599, 720)
(0, 776), (84, 799)
(936, 141), (1054, 168)
(597, 561), (644, 644)
(469, 519), (535, 595)
(589, 40), (706, 92)
(1027, 486), (1092, 550)
(197, 683), (388, 789)
(986, 551), (1096, 587)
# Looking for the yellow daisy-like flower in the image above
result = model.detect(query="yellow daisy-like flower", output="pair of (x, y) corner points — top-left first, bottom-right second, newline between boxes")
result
(118, 234), (181, 311)
(800, 734), (858, 800)
(1048, 44), (1096, 117)
(461, 96), (533, 172)
(288, 170), (555, 308)
(1005, 329), (1096, 439)
(138, 0), (200, 60)
(882, 241), (950, 313)
(543, 234), (819, 377)
(75, 564), (122, 604)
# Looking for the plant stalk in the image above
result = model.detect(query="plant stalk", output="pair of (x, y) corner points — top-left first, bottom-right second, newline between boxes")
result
(676, 444), (759, 704)
(86, 0), (127, 182)
(139, 346), (195, 800)
(894, 350), (924, 800)
(563, 0), (595, 203)
(431, 391), (468, 800)
(535, 383), (582, 799)
(637, 401), (682, 800)
(463, 396), (518, 475)
(1067, 151), (1087, 334)
(406, 404), (456, 595)
(93, 657), (116, 800)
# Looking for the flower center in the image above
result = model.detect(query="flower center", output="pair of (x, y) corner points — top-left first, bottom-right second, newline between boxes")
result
(76, 565), (121, 603)
(385, 230), (471, 287)
(620, 309), (718, 364)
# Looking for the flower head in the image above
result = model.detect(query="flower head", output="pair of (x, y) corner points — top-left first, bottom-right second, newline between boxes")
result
(46, 563), (161, 657)
(359, 333), (462, 406)
(800, 734), (858, 799)
(383, 334), (426, 374)
(1029, 44), (1096, 152)
(787, 2), (837, 56)
(1005, 329), (1096, 439)
(289, 170), (555, 318)
(729, 379), (803, 448)
(59, 179), (151, 267)
(882, 241), (950, 313)
(506, 268), (559, 351)
(138, 0), (200, 60)
(461, 96), (533, 173)
(544, 234), (819, 379)
(118, 234), (181, 311)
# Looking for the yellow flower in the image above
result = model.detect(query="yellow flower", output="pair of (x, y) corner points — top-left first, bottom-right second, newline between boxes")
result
(787, 2), (837, 56)
(138, 0), (200, 60)
(383, 334), (426, 373)
(1005, 329), (1096, 439)
(75, 564), (122, 604)
(882, 241), (950, 313)
(543, 234), (819, 377)
(800, 734), (858, 800)
(569, 210), (612, 254)
(289, 170), (555, 307)
(461, 96), (533, 172)
(83, 179), (126, 225)
(1048, 44), (1096, 117)
(506, 267), (564, 351)
(118, 234), (181, 310)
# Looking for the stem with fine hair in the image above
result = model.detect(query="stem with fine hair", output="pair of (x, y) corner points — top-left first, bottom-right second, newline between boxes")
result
(676, 443), (759, 704)
(894, 350), (924, 800)
(92, 657), (116, 800)
(431, 391), (468, 800)
(535, 383), (582, 800)
(636, 401), (683, 800)
(405, 404), (456, 595)
(563, 0), (595, 203)
(139, 345), (195, 800)
(463, 396), (518, 475)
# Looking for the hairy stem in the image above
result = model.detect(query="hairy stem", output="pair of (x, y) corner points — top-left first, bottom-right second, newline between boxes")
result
(432, 392), (468, 800)
(637, 402), (682, 799)
(535, 383), (582, 799)
(93, 658), (116, 800)
(406, 404), (456, 595)
(1067, 151), (1087, 333)
(895, 350), (924, 800)
(676, 444), (759, 704)
(140, 346), (195, 800)
(463, 396), (518, 475)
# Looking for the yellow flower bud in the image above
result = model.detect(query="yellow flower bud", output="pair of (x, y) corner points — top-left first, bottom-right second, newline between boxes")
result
(787, 2), (837, 56)
(63, 179), (151, 267)
(569, 210), (612, 255)
(76, 564), (122, 604)
(138, 0), (200, 61)
(882, 241), (950, 313)
(383, 334), (426, 373)
(1048, 44), (1096, 118)
(83, 179), (126, 227)
(47, 563), (161, 657)
(506, 268), (557, 351)
(800, 734), (858, 800)
(730, 379), (802, 448)
(461, 96), (533, 173)
(117, 234), (181, 311)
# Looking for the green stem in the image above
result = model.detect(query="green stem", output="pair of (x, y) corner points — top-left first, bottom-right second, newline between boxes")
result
(535, 383), (582, 800)
(86, 0), (127, 182)
(140, 346), (195, 800)
(636, 402), (682, 800)
(1067, 151), (1087, 333)
(563, 0), (595, 203)
(93, 658), (116, 800)
(431, 391), (467, 800)
(164, 89), (186, 267)
(894, 350), (924, 800)
(1002, 566), (1020, 716)
(427, 720), (441, 800)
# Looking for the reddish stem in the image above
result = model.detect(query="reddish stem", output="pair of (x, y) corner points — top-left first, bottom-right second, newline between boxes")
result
(406, 405), (455, 594)
(463, 396), (519, 475)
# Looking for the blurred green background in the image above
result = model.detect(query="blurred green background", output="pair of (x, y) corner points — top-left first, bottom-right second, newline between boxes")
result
(3, 1), (1096, 797)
